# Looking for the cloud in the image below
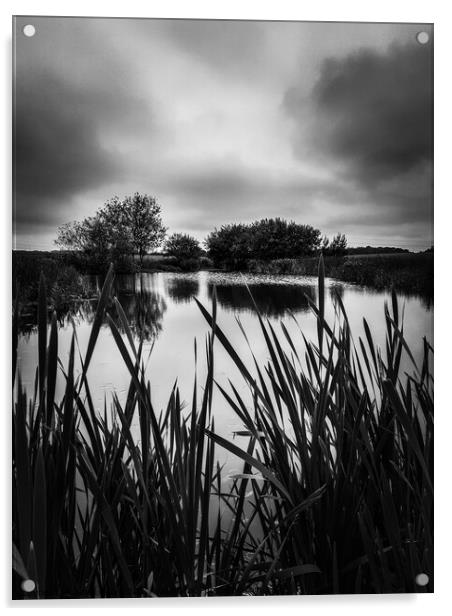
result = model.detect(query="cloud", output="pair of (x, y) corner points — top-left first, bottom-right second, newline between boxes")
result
(13, 19), (153, 233)
(154, 161), (366, 239)
(163, 20), (266, 77)
(284, 41), (433, 186)
(14, 69), (117, 219)
(13, 18), (434, 251)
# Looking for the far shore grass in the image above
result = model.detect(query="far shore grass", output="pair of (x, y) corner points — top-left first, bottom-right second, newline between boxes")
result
(13, 249), (433, 308)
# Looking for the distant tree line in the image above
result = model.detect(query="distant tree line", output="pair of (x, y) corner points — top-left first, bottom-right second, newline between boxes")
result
(346, 246), (409, 255)
(55, 193), (353, 272)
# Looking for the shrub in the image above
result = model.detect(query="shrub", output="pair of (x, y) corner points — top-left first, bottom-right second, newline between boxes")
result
(205, 219), (322, 267)
(178, 257), (201, 272)
(165, 233), (202, 260)
(205, 223), (252, 268)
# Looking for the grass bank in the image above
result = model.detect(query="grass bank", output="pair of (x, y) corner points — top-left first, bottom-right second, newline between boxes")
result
(12, 251), (93, 309)
(12, 258), (433, 598)
(247, 252), (433, 298)
(13, 250), (214, 282)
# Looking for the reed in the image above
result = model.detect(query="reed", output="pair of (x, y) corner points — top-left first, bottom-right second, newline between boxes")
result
(12, 257), (433, 597)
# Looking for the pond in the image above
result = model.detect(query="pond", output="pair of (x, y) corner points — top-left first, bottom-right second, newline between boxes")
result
(16, 271), (433, 469)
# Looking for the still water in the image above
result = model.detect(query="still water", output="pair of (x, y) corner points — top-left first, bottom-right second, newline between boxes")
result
(17, 271), (433, 466)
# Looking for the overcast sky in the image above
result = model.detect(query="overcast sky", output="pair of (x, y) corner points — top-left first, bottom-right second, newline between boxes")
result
(13, 17), (433, 250)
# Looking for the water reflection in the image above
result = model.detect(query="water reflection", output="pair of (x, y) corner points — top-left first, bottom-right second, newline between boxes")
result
(165, 276), (200, 304)
(111, 290), (166, 341)
(17, 274), (167, 342)
(329, 283), (345, 303)
(16, 271), (433, 426)
(208, 283), (316, 318)
(109, 275), (167, 341)
(16, 271), (433, 342)
(17, 300), (92, 339)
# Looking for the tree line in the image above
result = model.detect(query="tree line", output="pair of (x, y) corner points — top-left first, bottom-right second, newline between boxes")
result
(56, 192), (348, 271)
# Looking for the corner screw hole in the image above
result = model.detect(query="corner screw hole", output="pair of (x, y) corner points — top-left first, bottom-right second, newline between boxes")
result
(415, 573), (429, 586)
(416, 32), (429, 45)
(22, 24), (36, 38)
(21, 579), (36, 593)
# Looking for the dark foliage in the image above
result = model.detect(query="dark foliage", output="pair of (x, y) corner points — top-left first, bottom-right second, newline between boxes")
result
(55, 193), (166, 270)
(165, 233), (203, 260)
(205, 219), (322, 267)
(247, 253), (433, 300)
(347, 246), (410, 255)
(205, 223), (253, 268)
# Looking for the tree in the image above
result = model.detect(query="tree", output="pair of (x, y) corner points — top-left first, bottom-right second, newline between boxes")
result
(328, 233), (348, 256)
(55, 193), (167, 270)
(250, 219), (321, 259)
(205, 219), (322, 266)
(165, 233), (202, 259)
(205, 224), (252, 268)
(100, 193), (167, 267)
(320, 235), (330, 253)
(55, 220), (88, 252)
(55, 217), (112, 269)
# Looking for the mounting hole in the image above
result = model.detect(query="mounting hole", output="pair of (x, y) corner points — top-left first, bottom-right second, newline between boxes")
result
(415, 573), (429, 586)
(416, 31), (429, 45)
(21, 579), (36, 593)
(22, 24), (36, 37)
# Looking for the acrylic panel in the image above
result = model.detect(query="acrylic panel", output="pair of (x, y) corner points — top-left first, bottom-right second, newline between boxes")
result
(12, 16), (433, 599)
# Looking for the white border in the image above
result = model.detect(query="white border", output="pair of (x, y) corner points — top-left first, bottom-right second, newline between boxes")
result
(2, 1), (451, 614)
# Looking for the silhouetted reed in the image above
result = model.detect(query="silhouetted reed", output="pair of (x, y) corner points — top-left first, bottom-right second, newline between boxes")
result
(12, 258), (433, 597)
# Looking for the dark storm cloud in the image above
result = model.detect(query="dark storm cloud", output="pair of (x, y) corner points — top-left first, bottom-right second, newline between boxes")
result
(13, 19), (434, 251)
(14, 18), (153, 233)
(14, 67), (151, 228)
(14, 69), (116, 218)
(284, 41), (433, 186)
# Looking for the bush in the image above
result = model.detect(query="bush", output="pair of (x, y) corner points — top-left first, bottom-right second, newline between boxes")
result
(250, 219), (321, 259)
(165, 233), (202, 260)
(199, 255), (214, 269)
(205, 223), (252, 268)
(13, 252), (92, 304)
(205, 219), (322, 267)
(323, 233), (347, 256)
(178, 257), (201, 272)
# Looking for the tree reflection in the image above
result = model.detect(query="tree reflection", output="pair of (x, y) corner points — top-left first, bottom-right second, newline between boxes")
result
(329, 283), (345, 303)
(17, 274), (167, 343)
(208, 283), (316, 318)
(110, 288), (167, 341)
(105, 274), (167, 341)
(165, 276), (200, 304)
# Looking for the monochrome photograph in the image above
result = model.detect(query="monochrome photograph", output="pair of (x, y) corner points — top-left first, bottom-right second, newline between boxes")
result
(12, 16), (433, 598)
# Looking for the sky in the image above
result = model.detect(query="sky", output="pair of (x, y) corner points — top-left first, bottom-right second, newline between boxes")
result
(13, 17), (433, 251)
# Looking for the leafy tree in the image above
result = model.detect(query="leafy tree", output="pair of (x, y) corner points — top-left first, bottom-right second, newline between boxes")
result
(328, 233), (348, 256)
(205, 219), (322, 266)
(55, 193), (167, 270)
(100, 193), (167, 267)
(55, 220), (88, 252)
(205, 224), (252, 268)
(250, 218), (321, 259)
(321, 235), (330, 252)
(55, 217), (112, 269)
(165, 233), (202, 260)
